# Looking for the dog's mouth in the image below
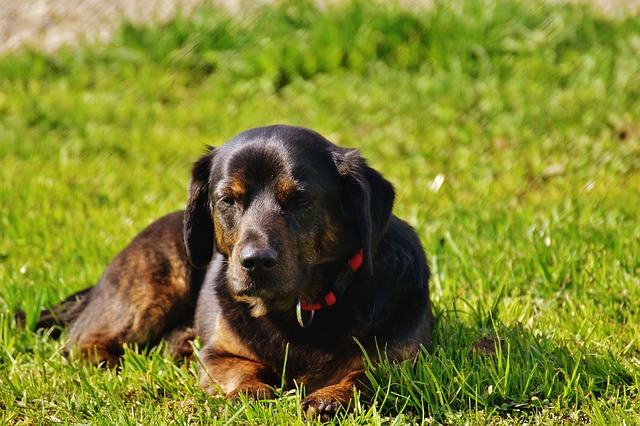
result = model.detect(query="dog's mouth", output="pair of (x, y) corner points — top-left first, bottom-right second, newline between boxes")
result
(228, 272), (296, 294)
(227, 273), (301, 311)
(231, 287), (300, 317)
(226, 254), (347, 318)
(232, 285), (284, 300)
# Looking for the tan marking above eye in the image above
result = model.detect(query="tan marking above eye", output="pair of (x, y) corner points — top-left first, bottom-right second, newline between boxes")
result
(228, 179), (246, 197)
(219, 179), (246, 200)
(275, 178), (301, 204)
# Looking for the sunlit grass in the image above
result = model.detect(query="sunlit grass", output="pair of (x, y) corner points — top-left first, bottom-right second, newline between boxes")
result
(1, 0), (638, 423)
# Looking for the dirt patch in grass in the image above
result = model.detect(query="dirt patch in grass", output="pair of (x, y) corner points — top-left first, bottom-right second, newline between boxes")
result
(0, 0), (203, 53)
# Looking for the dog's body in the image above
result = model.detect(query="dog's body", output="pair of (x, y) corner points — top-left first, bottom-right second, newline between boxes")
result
(37, 125), (433, 418)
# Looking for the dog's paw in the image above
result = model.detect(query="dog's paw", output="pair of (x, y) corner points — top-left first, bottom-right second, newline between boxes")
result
(301, 396), (338, 420)
(301, 392), (345, 421)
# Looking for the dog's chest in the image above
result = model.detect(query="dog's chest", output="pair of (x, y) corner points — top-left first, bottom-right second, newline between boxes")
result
(229, 302), (361, 377)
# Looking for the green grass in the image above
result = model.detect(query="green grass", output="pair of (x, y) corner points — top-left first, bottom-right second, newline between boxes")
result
(1, 0), (639, 423)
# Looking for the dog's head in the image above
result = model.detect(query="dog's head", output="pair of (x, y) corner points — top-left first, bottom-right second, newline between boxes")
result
(184, 125), (395, 312)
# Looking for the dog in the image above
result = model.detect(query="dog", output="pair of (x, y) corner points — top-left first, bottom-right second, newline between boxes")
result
(33, 125), (434, 419)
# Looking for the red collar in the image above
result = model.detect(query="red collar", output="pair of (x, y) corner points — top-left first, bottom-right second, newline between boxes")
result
(299, 248), (363, 311)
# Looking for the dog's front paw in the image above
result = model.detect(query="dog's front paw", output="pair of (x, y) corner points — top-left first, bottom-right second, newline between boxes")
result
(302, 386), (355, 421)
(301, 394), (339, 420)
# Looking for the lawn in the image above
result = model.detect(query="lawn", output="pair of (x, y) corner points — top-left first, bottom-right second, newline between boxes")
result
(1, 0), (639, 424)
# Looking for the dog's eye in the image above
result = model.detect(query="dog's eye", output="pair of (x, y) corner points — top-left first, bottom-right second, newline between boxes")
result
(292, 191), (314, 207)
(218, 196), (236, 207)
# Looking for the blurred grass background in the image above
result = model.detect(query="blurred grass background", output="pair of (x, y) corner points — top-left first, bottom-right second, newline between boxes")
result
(1, 0), (639, 424)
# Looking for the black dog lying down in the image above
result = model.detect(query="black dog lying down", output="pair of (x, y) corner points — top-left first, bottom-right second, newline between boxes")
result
(36, 125), (433, 419)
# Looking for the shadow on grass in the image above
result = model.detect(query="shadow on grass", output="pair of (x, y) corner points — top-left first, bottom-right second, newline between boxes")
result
(365, 305), (636, 422)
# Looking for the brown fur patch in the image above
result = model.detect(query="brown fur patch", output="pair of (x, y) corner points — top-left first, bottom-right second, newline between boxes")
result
(275, 177), (298, 204)
(199, 314), (275, 396)
(302, 369), (367, 421)
(320, 213), (342, 251)
(214, 214), (234, 256)
(226, 178), (247, 201)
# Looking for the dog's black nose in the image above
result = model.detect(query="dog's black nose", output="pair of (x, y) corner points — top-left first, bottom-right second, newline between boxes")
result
(239, 246), (278, 272)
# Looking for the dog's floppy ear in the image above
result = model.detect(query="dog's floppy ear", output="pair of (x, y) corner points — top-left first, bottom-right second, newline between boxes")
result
(184, 149), (215, 268)
(334, 148), (395, 274)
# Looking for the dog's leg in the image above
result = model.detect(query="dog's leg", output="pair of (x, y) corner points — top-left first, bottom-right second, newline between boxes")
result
(300, 369), (366, 420)
(64, 275), (195, 367)
(198, 347), (277, 400)
(57, 212), (197, 366)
